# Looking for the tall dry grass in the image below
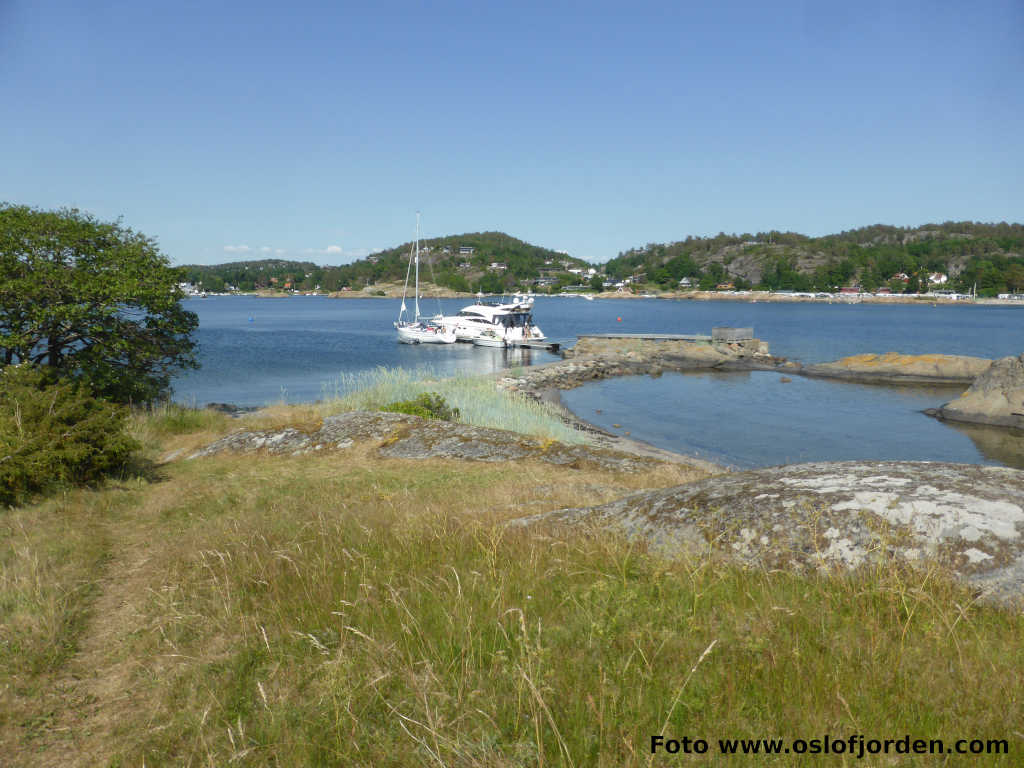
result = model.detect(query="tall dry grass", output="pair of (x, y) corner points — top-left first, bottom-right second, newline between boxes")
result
(3, 407), (1022, 766)
(83, 453), (1024, 765)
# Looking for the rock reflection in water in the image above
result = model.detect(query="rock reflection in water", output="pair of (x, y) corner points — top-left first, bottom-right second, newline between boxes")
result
(939, 421), (1024, 470)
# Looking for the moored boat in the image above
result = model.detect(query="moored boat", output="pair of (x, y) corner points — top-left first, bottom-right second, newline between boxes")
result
(472, 328), (509, 348)
(438, 294), (546, 344)
(395, 214), (456, 344)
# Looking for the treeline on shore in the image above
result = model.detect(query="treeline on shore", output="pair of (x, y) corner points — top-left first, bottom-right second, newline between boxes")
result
(183, 221), (1024, 298)
(605, 221), (1024, 296)
(181, 232), (590, 295)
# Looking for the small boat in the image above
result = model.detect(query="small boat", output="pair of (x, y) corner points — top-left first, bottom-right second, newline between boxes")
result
(472, 328), (509, 348)
(395, 213), (456, 344)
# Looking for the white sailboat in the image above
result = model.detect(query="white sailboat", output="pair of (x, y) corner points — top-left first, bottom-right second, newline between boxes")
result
(395, 213), (456, 344)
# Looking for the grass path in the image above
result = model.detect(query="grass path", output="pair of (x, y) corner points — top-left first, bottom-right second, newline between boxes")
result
(3, 477), (188, 766)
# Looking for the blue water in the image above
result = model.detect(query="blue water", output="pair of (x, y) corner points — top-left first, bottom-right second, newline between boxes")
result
(172, 295), (1024, 469)
(560, 371), (1023, 469)
(172, 295), (559, 406)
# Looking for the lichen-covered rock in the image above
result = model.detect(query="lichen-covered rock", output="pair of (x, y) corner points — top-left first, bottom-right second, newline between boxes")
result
(513, 461), (1024, 605)
(804, 352), (991, 384)
(189, 410), (670, 472)
(937, 354), (1024, 429)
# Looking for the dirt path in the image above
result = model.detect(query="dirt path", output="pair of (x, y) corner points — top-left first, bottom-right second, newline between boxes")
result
(12, 501), (168, 767)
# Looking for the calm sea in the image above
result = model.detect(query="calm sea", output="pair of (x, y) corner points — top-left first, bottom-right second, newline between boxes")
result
(173, 295), (1024, 469)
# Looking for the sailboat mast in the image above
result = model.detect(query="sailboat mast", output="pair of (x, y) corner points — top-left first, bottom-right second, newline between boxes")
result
(414, 211), (421, 321)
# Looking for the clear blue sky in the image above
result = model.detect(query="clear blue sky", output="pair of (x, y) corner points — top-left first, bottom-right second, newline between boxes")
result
(2, 0), (1022, 265)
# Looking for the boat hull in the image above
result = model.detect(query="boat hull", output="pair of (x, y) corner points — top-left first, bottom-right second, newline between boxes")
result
(472, 336), (508, 348)
(396, 323), (456, 344)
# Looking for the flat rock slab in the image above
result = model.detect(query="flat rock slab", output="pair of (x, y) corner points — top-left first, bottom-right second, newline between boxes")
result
(804, 352), (991, 384)
(190, 410), (667, 473)
(514, 461), (1024, 606)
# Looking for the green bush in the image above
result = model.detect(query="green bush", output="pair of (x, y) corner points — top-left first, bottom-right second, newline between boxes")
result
(0, 364), (139, 506)
(380, 392), (460, 421)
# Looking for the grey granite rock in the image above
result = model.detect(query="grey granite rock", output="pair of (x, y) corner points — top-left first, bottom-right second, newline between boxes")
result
(189, 410), (667, 472)
(938, 354), (1024, 429)
(513, 461), (1024, 606)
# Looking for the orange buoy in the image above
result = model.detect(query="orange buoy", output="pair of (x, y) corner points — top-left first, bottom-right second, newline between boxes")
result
(617, 317), (622, 322)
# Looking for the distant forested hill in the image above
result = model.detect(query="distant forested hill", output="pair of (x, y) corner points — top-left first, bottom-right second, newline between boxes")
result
(604, 222), (1024, 296)
(181, 232), (589, 293)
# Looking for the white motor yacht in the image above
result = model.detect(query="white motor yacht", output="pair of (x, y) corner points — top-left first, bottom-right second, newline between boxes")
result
(438, 294), (546, 345)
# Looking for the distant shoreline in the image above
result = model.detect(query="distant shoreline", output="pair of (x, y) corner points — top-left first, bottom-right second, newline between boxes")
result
(205, 289), (1024, 307)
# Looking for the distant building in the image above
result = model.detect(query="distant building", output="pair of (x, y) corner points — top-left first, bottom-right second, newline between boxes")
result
(488, 262), (507, 272)
(459, 246), (475, 255)
(892, 272), (910, 283)
(929, 272), (948, 284)
(458, 262), (472, 270)
(679, 277), (693, 287)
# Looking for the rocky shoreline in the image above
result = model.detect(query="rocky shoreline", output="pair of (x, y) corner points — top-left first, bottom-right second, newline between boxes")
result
(493, 335), (1024, 441)
(496, 336), (989, 396)
(182, 405), (1024, 606)
(180, 334), (1024, 603)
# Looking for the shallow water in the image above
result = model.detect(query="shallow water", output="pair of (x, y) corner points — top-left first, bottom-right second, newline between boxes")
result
(559, 370), (1021, 469)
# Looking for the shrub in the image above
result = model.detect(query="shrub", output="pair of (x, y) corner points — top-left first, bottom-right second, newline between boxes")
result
(380, 392), (460, 421)
(0, 364), (139, 506)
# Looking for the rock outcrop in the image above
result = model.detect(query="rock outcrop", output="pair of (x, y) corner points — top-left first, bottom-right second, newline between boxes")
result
(935, 354), (1024, 430)
(189, 410), (682, 473)
(803, 352), (991, 385)
(519, 341), (991, 399)
(497, 336), (788, 398)
(513, 461), (1024, 605)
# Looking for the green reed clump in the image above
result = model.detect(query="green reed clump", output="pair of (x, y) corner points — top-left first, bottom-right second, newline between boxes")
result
(323, 366), (584, 443)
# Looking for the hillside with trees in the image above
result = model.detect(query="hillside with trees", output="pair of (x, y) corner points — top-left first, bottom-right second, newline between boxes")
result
(182, 232), (590, 294)
(604, 222), (1024, 296)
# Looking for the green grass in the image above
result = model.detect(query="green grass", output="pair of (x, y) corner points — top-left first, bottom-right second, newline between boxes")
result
(113, 474), (1023, 765)
(2, 402), (1022, 765)
(322, 366), (584, 443)
(131, 401), (234, 438)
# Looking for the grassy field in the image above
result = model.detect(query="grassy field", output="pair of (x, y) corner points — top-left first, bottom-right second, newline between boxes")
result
(1, 403), (1022, 766)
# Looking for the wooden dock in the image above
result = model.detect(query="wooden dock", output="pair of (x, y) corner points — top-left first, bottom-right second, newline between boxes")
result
(515, 341), (560, 352)
(577, 333), (713, 342)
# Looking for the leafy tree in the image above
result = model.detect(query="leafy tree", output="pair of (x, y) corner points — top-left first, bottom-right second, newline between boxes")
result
(1006, 264), (1024, 293)
(475, 273), (505, 294)
(590, 274), (604, 292)
(0, 205), (198, 402)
